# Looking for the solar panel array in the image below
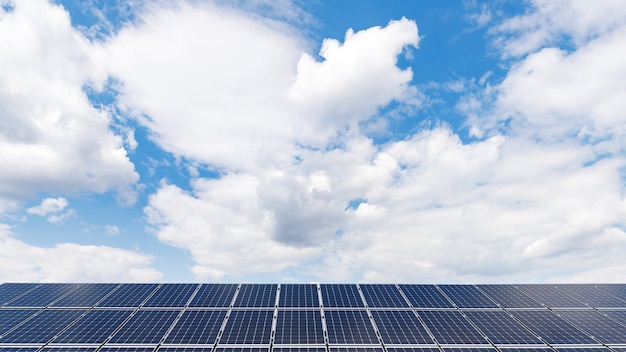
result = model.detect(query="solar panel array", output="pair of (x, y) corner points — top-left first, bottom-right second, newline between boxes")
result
(1, 283), (626, 352)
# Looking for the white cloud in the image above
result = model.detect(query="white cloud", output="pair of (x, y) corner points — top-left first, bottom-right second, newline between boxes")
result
(105, 225), (120, 236)
(27, 197), (69, 216)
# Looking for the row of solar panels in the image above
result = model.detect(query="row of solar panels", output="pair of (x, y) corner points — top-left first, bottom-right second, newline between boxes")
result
(2, 284), (626, 309)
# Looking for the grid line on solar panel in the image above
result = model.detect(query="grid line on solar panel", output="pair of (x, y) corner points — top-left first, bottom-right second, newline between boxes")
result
(463, 310), (543, 344)
(555, 285), (626, 308)
(96, 284), (159, 307)
(442, 348), (497, 352)
(108, 310), (180, 344)
(0, 348), (40, 352)
(594, 284), (626, 301)
(0, 309), (40, 336)
(417, 310), (488, 344)
(359, 285), (408, 308)
(157, 348), (214, 352)
(234, 285), (277, 308)
(556, 310), (626, 344)
(51, 284), (119, 308)
(5, 284), (80, 307)
(51, 309), (132, 344)
(219, 310), (273, 344)
(508, 310), (598, 344)
(274, 310), (324, 345)
(189, 284), (238, 308)
(476, 285), (543, 308)
(600, 310), (626, 327)
(272, 348), (327, 352)
(324, 310), (379, 344)
(328, 348), (384, 352)
(99, 348), (155, 352)
(143, 284), (199, 308)
(515, 285), (588, 308)
(163, 310), (226, 344)
(436, 286), (498, 308)
(398, 285), (454, 308)
(320, 285), (364, 308)
(40, 348), (98, 352)
(0, 284), (39, 306)
(497, 348), (553, 352)
(279, 285), (319, 308)
(385, 348), (440, 352)
(214, 348), (269, 352)
(0, 309), (85, 343)
(370, 310), (434, 344)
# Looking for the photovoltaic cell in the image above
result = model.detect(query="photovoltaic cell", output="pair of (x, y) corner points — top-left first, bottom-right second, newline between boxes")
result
(97, 284), (158, 307)
(279, 284), (319, 308)
(273, 349), (326, 352)
(324, 310), (378, 344)
(234, 284), (277, 308)
(556, 310), (626, 344)
(476, 285), (543, 308)
(5, 284), (79, 307)
(437, 285), (498, 308)
(417, 310), (488, 344)
(188, 284), (237, 307)
(329, 348), (384, 352)
(508, 310), (597, 344)
(595, 284), (626, 301)
(219, 310), (273, 344)
(556, 284), (626, 308)
(108, 310), (179, 344)
(515, 285), (587, 308)
(274, 310), (324, 345)
(371, 310), (433, 344)
(100, 348), (155, 352)
(398, 285), (453, 308)
(215, 348), (269, 352)
(52, 309), (132, 344)
(158, 348), (213, 352)
(0, 309), (85, 343)
(463, 310), (543, 344)
(52, 284), (118, 307)
(0, 348), (39, 352)
(40, 348), (97, 352)
(320, 284), (364, 308)
(143, 284), (198, 308)
(164, 310), (226, 344)
(0, 284), (38, 306)
(498, 349), (552, 352)
(443, 348), (498, 352)
(360, 285), (408, 308)
(554, 349), (613, 352)
(601, 309), (626, 325)
(0, 309), (39, 335)
(386, 349), (440, 352)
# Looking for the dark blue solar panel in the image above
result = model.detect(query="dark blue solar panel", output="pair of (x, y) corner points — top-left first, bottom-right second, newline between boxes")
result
(464, 310), (543, 344)
(417, 310), (488, 344)
(443, 349), (497, 352)
(324, 310), (378, 344)
(437, 285), (498, 308)
(0, 284), (38, 306)
(371, 310), (433, 344)
(0, 309), (39, 335)
(509, 310), (597, 344)
(595, 284), (626, 301)
(40, 348), (97, 352)
(108, 310), (179, 344)
(215, 349), (269, 352)
(498, 349), (552, 352)
(386, 349), (440, 352)
(360, 284), (408, 308)
(554, 349), (612, 352)
(97, 284), (158, 307)
(329, 348), (384, 352)
(52, 309), (132, 343)
(220, 310), (273, 344)
(273, 349), (326, 352)
(51, 284), (118, 307)
(188, 284), (237, 307)
(557, 310), (626, 344)
(158, 349), (213, 352)
(320, 284), (363, 308)
(0, 309), (85, 343)
(279, 284), (319, 307)
(477, 285), (543, 308)
(5, 284), (79, 307)
(164, 310), (226, 344)
(143, 284), (198, 307)
(100, 348), (155, 352)
(274, 310), (324, 344)
(398, 284), (453, 308)
(556, 284), (626, 308)
(602, 309), (626, 325)
(234, 284), (277, 308)
(516, 285), (587, 308)
(0, 348), (40, 352)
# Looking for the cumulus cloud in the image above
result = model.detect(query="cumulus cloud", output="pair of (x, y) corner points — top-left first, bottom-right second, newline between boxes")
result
(27, 197), (68, 216)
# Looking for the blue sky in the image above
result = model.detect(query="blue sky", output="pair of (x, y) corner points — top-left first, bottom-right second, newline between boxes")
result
(2, 0), (626, 283)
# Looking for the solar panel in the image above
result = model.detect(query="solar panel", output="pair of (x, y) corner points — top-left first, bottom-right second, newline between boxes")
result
(508, 310), (597, 344)
(463, 310), (543, 344)
(417, 310), (488, 344)
(497, 349), (552, 352)
(601, 309), (626, 325)
(273, 349), (327, 352)
(158, 348), (214, 352)
(329, 348), (384, 352)
(0, 284), (38, 306)
(5, 284), (79, 307)
(325, 310), (378, 344)
(108, 310), (179, 344)
(556, 310), (626, 344)
(100, 348), (155, 352)
(274, 310), (324, 345)
(371, 310), (434, 344)
(320, 284), (363, 308)
(0, 309), (39, 335)
(0, 309), (85, 343)
(188, 284), (237, 307)
(0, 348), (39, 352)
(398, 285), (454, 308)
(164, 310), (226, 344)
(97, 284), (158, 307)
(437, 285), (498, 308)
(51, 284), (119, 307)
(40, 348), (97, 352)
(360, 285), (408, 308)
(234, 284), (277, 308)
(385, 348), (440, 352)
(594, 284), (626, 300)
(515, 285), (587, 308)
(442, 348), (498, 352)
(279, 284), (319, 308)
(476, 285), (543, 308)
(553, 349), (613, 352)
(214, 348), (269, 352)
(143, 284), (198, 308)
(219, 310), (273, 344)
(52, 309), (132, 344)
(556, 284), (626, 308)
